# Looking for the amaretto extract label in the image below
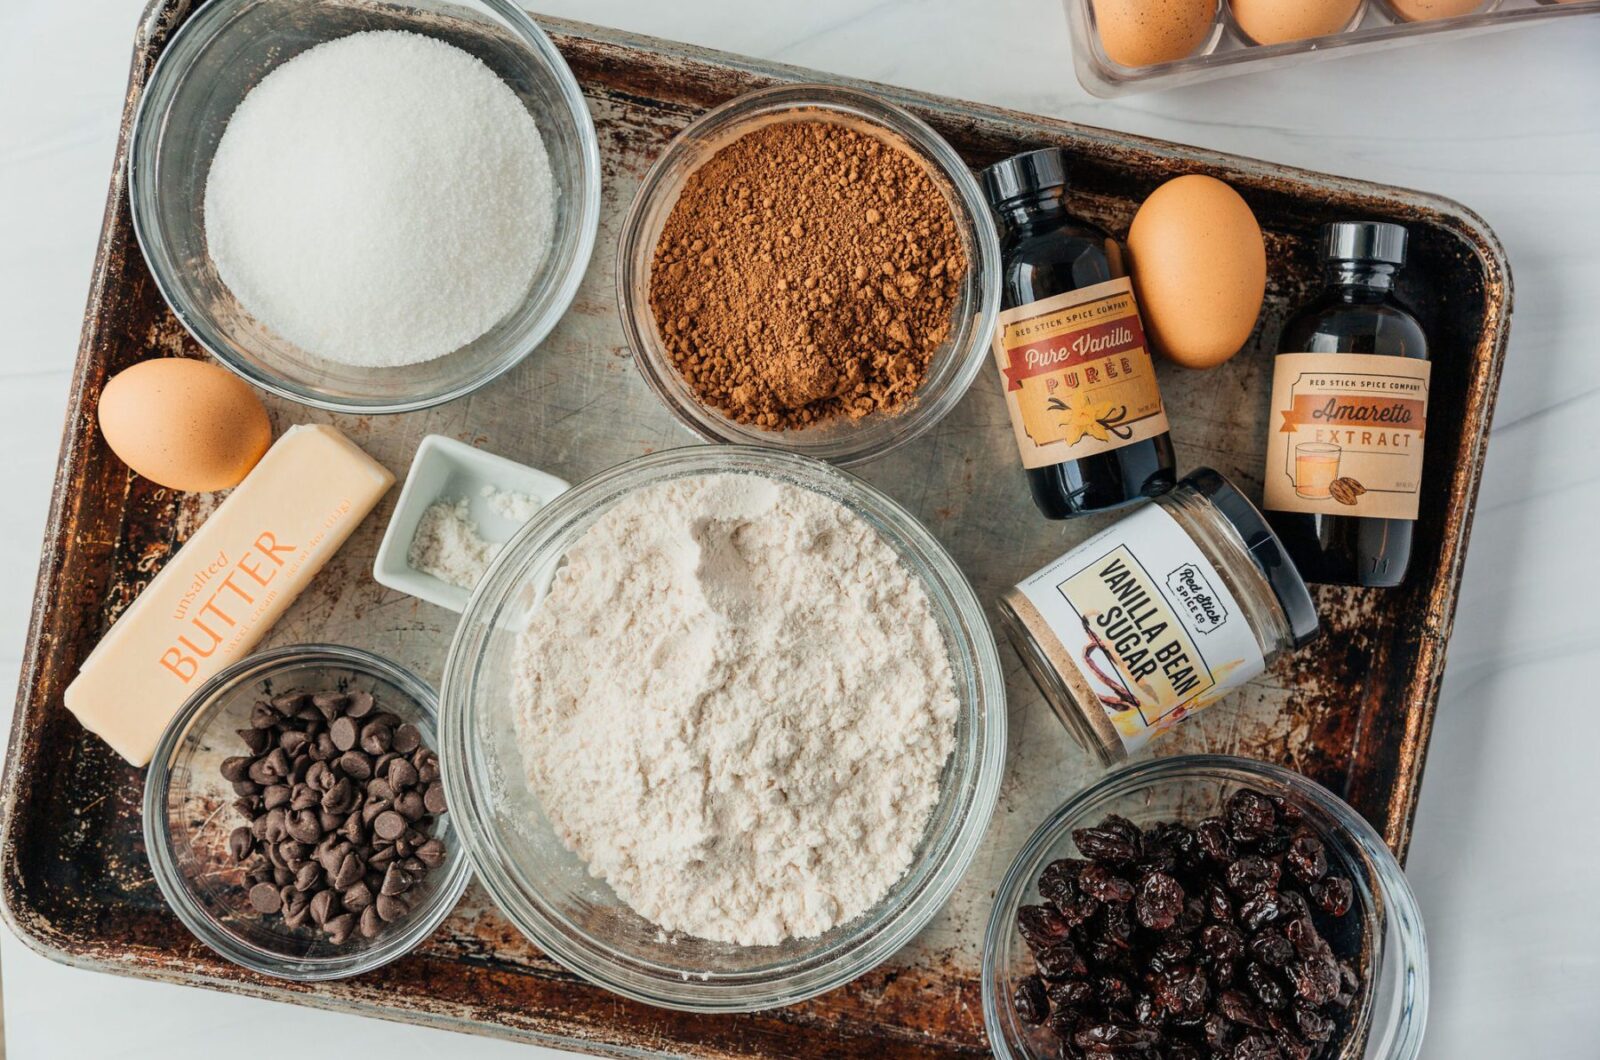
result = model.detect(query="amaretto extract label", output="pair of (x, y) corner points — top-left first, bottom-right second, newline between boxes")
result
(1263, 352), (1431, 520)
(1013, 504), (1265, 756)
(991, 276), (1169, 470)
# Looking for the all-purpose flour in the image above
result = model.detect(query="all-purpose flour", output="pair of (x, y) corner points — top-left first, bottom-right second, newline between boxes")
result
(513, 474), (958, 946)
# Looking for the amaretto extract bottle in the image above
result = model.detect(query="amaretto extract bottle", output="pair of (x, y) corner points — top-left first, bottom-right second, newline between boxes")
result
(1261, 222), (1431, 588)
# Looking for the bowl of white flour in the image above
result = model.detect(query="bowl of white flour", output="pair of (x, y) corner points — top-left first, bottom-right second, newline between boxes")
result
(438, 446), (1007, 1011)
(128, 0), (600, 413)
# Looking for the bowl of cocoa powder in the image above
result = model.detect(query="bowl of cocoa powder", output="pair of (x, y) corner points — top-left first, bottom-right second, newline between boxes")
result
(618, 85), (1001, 466)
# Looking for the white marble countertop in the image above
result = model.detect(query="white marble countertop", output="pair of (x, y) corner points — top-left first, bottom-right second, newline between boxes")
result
(2, 1), (1596, 1056)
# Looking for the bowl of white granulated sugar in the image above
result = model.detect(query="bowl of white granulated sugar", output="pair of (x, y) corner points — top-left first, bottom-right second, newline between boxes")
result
(437, 446), (1007, 1011)
(128, 0), (600, 414)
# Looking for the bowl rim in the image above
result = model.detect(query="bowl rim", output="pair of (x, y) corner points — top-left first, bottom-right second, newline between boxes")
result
(979, 753), (1429, 1059)
(142, 642), (473, 981)
(614, 83), (1003, 468)
(126, 0), (602, 415)
(438, 444), (1008, 1011)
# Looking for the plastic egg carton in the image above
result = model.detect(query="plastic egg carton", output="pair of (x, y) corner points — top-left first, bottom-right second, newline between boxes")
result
(1066, 0), (1597, 96)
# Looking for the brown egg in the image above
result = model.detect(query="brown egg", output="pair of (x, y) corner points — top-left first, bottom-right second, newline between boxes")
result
(1385, 0), (1487, 18)
(1230, 0), (1363, 44)
(1092, 0), (1220, 67)
(1126, 174), (1266, 370)
(98, 358), (273, 492)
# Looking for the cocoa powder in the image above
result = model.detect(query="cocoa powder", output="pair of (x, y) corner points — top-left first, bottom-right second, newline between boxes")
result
(648, 119), (968, 430)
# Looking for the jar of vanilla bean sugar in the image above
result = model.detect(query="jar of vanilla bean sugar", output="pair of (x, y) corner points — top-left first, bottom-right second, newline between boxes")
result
(998, 468), (1319, 764)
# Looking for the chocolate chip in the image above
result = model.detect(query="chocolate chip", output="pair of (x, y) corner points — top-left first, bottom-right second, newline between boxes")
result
(248, 882), (282, 913)
(237, 727), (271, 754)
(423, 782), (447, 815)
(333, 851), (366, 890)
(395, 790), (426, 822)
(414, 838), (446, 869)
(375, 893), (409, 923)
(228, 827), (253, 861)
(359, 722), (392, 756)
(387, 758), (419, 790)
(279, 730), (310, 756)
(309, 889), (340, 925)
(249, 702), (280, 730)
(381, 864), (414, 896)
(373, 810), (407, 841)
(324, 913), (356, 944)
(360, 903), (384, 941)
(286, 809), (323, 844)
(337, 751), (372, 779)
(263, 784), (291, 810)
(322, 776), (358, 815)
(294, 862), (321, 893)
(342, 881), (373, 912)
(220, 756), (253, 782)
(392, 723), (422, 755)
(330, 716), (359, 752)
(345, 690), (375, 718)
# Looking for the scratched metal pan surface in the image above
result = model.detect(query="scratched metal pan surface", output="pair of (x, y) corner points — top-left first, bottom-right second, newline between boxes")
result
(0, 1), (1510, 1056)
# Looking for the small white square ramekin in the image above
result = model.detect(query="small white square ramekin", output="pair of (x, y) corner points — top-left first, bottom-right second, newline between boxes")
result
(373, 435), (569, 612)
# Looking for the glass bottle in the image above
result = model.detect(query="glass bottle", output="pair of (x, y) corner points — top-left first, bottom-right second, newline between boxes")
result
(981, 148), (1176, 519)
(1261, 222), (1430, 588)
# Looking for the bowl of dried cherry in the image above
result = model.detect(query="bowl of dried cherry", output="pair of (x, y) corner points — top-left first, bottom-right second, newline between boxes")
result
(982, 755), (1427, 1060)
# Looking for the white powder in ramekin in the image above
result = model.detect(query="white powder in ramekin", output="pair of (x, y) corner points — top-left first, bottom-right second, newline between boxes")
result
(513, 474), (958, 946)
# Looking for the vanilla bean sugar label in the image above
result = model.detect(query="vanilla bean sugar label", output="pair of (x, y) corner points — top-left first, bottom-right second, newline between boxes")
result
(1263, 352), (1431, 520)
(1007, 504), (1264, 756)
(991, 276), (1169, 469)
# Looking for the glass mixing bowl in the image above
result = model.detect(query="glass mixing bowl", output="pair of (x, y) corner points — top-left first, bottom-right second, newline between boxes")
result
(616, 85), (1002, 467)
(982, 755), (1428, 1059)
(438, 445), (1007, 1010)
(128, 0), (601, 414)
(144, 644), (471, 980)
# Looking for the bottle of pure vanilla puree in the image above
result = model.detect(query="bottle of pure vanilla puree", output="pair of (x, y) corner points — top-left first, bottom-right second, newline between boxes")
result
(999, 469), (1319, 763)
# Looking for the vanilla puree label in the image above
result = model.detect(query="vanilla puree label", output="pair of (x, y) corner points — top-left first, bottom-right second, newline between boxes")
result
(1013, 504), (1264, 756)
(991, 277), (1169, 470)
(1263, 352), (1431, 520)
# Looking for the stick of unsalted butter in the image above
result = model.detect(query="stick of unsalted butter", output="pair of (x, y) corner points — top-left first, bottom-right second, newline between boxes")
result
(64, 424), (395, 766)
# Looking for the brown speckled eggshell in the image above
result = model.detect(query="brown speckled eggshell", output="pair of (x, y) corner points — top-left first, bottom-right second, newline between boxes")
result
(1229, 0), (1363, 44)
(1092, 0), (1220, 67)
(98, 358), (273, 492)
(1126, 174), (1266, 370)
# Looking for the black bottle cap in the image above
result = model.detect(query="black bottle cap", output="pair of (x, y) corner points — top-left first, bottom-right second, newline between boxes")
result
(980, 148), (1070, 209)
(1182, 468), (1321, 649)
(1321, 221), (1408, 266)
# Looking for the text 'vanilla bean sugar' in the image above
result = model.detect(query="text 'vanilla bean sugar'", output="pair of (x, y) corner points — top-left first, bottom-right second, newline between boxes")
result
(648, 119), (968, 430)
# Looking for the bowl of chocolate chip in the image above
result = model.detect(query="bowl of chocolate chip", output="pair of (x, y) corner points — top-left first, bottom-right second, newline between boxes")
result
(982, 755), (1428, 1060)
(144, 644), (470, 981)
(618, 84), (1002, 466)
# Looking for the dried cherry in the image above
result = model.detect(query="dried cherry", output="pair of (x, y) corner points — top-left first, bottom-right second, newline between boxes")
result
(1013, 974), (1049, 1024)
(1013, 805), (1363, 1059)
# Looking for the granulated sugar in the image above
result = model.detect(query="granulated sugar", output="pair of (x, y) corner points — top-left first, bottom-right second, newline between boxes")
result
(513, 474), (958, 946)
(204, 31), (555, 367)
